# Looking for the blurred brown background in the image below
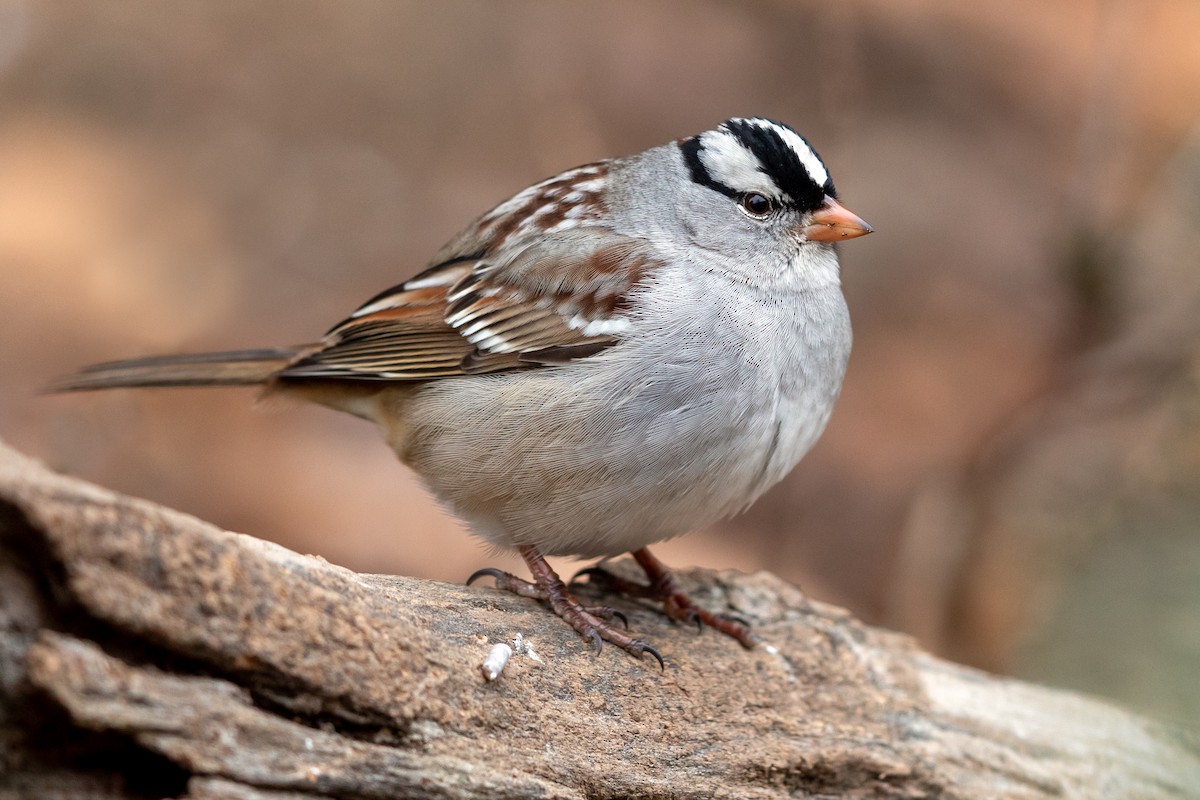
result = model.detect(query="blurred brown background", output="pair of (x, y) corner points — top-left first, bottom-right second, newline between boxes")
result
(1, 1), (1198, 726)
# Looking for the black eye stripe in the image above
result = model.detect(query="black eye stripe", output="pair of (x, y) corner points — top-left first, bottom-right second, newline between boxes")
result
(680, 134), (738, 200)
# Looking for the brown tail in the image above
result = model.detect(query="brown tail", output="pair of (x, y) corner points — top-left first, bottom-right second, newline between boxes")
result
(47, 348), (306, 392)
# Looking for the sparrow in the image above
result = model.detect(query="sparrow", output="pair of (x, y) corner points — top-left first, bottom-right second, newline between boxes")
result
(53, 117), (873, 667)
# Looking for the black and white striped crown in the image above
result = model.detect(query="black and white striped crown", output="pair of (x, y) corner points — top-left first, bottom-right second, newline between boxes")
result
(680, 118), (835, 213)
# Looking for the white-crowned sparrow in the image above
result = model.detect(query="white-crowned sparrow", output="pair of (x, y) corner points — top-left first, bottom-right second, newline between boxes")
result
(53, 117), (872, 667)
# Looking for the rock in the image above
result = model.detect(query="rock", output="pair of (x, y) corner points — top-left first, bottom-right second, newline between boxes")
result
(0, 439), (1196, 799)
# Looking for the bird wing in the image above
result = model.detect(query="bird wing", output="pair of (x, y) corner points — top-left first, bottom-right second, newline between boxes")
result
(278, 228), (658, 381)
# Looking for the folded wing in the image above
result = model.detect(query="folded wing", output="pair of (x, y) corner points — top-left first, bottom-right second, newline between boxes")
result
(278, 228), (658, 382)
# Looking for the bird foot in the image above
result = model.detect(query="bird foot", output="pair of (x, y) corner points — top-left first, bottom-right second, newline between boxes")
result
(467, 550), (662, 669)
(572, 548), (761, 649)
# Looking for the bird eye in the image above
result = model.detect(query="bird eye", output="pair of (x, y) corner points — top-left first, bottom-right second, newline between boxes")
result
(739, 192), (774, 218)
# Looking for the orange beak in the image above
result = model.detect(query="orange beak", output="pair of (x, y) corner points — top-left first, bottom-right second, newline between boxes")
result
(802, 197), (874, 242)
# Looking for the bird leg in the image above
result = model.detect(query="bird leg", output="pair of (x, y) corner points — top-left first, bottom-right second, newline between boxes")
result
(574, 547), (760, 649)
(467, 544), (663, 669)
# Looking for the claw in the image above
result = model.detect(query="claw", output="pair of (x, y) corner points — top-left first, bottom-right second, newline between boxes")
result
(587, 628), (603, 655)
(611, 610), (629, 629)
(637, 642), (665, 671)
(466, 567), (509, 586)
(569, 565), (610, 586)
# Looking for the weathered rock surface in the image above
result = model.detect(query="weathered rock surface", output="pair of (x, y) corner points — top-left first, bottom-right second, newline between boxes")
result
(1, 439), (1197, 799)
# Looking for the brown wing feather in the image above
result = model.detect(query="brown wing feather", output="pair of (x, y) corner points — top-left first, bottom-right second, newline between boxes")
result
(278, 228), (658, 382)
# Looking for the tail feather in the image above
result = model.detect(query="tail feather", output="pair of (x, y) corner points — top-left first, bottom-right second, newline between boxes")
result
(48, 347), (306, 392)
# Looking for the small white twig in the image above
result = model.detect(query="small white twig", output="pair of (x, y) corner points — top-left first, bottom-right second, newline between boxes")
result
(480, 642), (513, 681)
